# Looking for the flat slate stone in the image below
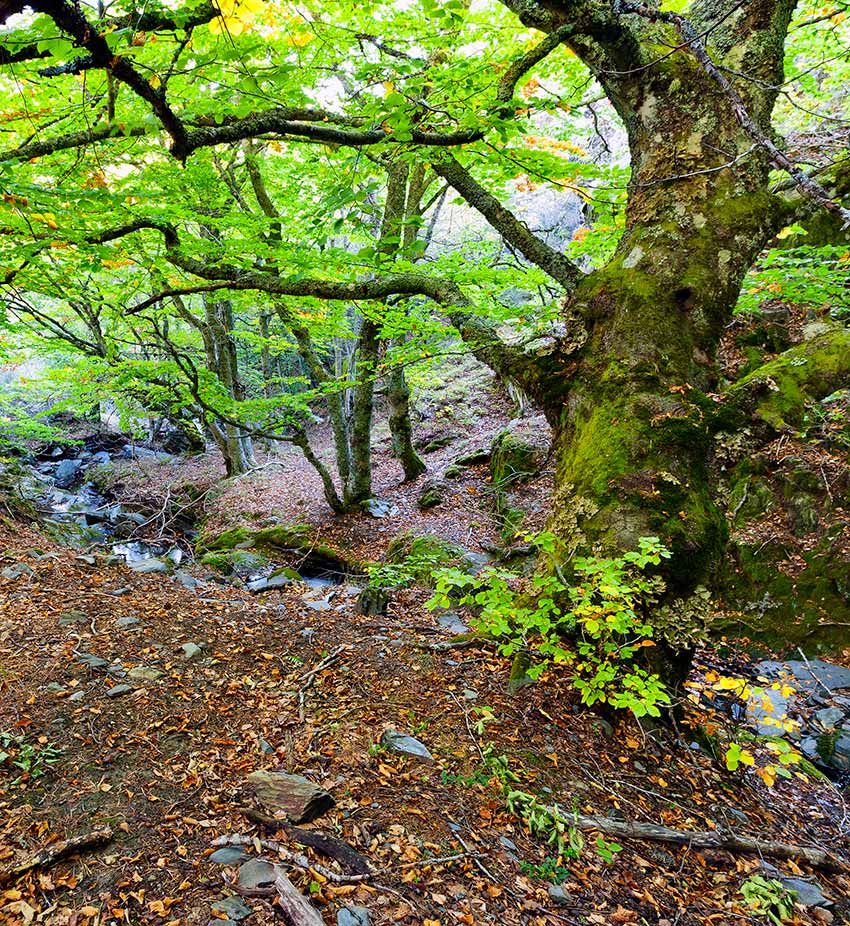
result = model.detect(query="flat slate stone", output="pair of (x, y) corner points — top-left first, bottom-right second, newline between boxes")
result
(247, 573), (293, 593)
(106, 684), (133, 698)
(209, 847), (250, 865)
(77, 652), (109, 670)
(59, 610), (89, 625)
(237, 858), (284, 894)
(116, 616), (140, 628)
(746, 686), (792, 736)
(246, 769), (335, 824)
(380, 729), (433, 762)
(756, 659), (850, 692)
(436, 612), (469, 635)
(127, 665), (164, 682)
(210, 896), (252, 921)
(337, 906), (370, 926)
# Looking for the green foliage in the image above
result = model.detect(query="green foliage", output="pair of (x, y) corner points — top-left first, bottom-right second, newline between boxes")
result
(736, 247), (850, 320)
(740, 875), (797, 925)
(519, 856), (573, 884)
(505, 791), (585, 860)
(0, 731), (62, 783)
(429, 535), (672, 719)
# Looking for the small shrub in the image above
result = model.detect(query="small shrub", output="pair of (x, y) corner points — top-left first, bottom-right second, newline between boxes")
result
(429, 534), (672, 719)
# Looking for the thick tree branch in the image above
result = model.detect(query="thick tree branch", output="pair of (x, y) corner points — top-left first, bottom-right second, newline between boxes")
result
(620, 1), (850, 228)
(431, 151), (584, 290)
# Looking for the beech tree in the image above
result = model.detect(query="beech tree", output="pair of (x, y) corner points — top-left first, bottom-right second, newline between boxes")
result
(1, 0), (849, 662)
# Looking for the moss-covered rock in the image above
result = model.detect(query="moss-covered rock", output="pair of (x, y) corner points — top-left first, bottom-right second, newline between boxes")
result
(490, 416), (551, 540)
(196, 526), (252, 554)
(719, 531), (850, 650)
(417, 479), (445, 509)
(196, 521), (357, 574)
(200, 548), (270, 577)
(385, 530), (472, 586)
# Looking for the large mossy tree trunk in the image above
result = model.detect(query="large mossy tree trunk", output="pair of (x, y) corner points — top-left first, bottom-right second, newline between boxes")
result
(484, 0), (803, 683)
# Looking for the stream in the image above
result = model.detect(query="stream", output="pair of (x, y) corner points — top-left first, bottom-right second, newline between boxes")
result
(17, 439), (341, 593)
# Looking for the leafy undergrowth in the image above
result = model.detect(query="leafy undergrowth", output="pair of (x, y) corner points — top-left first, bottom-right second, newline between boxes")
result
(1, 520), (849, 925)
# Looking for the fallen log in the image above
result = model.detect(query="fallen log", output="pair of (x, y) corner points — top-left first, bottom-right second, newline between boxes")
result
(571, 813), (847, 872)
(0, 827), (114, 885)
(240, 807), (371, 875)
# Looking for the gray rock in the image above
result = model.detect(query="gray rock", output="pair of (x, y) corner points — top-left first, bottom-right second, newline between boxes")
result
(106, 684), (133, 698)
(755, 659), (850, 692)
(116, 616), (140, 628)
(747, 686), (793, 736)
(68, 690), (86, 702)
(246, 769), (335, 824)
(1, 563), (34, 580)
(463, 689), (479, 700)
(77, 652), (109, 670)
(778, 877), (831, 907)
(436, 612), (469, 635)
(59, 610), (89, 626)
(800, 736), (820, 760)
(209, 847), (250, 865)
(54, 458), (84, 488)
(181, 642), (204, 660)
(829, 732), (850, 770)
(547, 884), (575, 907)
(237, 858), (284, 894)
(380, 729), (433, 762)
(174, 570), (202, 590)
(129, 558), (169, 574)
(361, 497), (398, 519)
(337, 906), (370, 926)
(75, 555), (98, 566)
(90, 451), (111, 466)
(304, 597), (332, 612)
(814, 707), (844, 730)
(110, 586), (132, 596)
(247, 573), (293, 593)
(210, 896), (252, 921)
(127, 665), (164, 682)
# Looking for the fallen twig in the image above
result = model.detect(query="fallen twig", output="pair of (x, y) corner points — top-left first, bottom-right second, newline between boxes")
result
(568, 812), (848, 872)
(0, 827), (114, 886)
(297, 645), (345, 722)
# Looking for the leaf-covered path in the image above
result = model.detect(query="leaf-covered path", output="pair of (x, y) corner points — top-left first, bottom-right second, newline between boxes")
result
(1, 520), (849, 926)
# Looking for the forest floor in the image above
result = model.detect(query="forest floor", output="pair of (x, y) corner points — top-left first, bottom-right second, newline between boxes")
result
(2, 476), (850, 926)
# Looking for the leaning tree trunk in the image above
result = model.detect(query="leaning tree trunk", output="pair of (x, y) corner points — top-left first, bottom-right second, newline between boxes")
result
(386, 363), (426, 481)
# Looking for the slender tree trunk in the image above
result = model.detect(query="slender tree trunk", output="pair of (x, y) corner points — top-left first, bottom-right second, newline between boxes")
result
(386, 362), (426, 480)
(347, 319), (380, 504)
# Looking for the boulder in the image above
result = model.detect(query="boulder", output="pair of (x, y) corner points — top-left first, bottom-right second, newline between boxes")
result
(417, 479), (445, 509)
(245, 770), (335, 824)
(54, 458), (84, 489)
(490, 415), (551, 538)
(361, 497), (398, 519)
